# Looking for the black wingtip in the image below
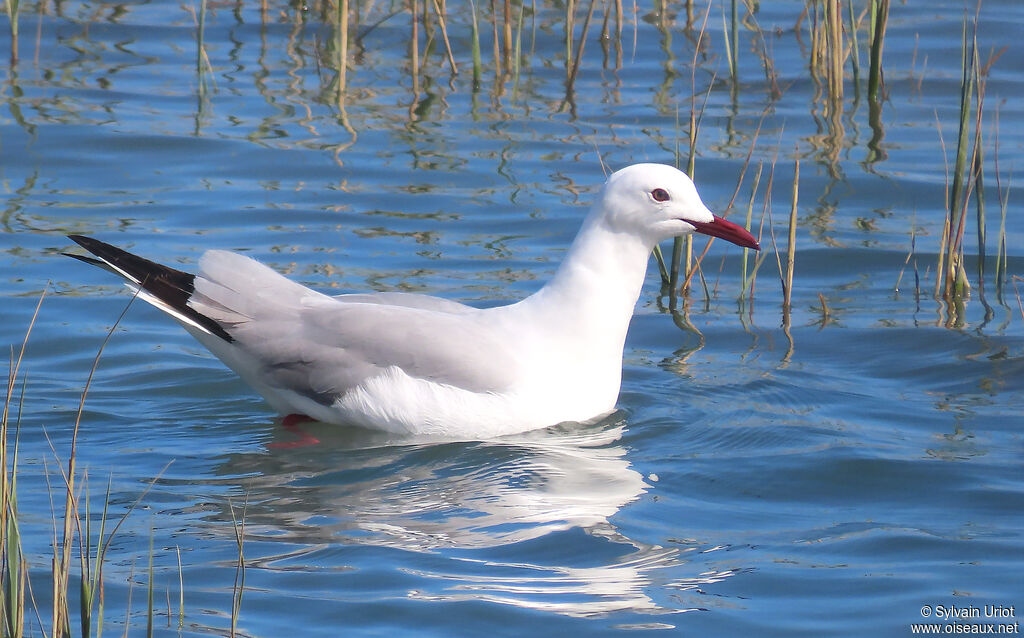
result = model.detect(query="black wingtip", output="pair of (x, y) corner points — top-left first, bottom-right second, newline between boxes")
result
(67, 234), (105, 256)
(65, 235), (234, 343)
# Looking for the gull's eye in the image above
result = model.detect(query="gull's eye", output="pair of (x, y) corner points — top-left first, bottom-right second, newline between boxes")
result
(651, 188), (670, 202)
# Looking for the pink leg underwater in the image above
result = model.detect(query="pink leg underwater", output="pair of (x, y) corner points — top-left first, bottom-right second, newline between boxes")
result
(268, 414), (321, 449)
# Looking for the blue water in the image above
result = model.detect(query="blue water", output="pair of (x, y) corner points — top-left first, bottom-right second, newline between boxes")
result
(2, 0), (1023, 635)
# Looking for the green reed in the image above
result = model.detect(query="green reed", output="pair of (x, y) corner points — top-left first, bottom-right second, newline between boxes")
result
(52, 294), (132, 637)
(847, 0), (861, 86)
(599, 0), (623, 69)
(1, 289), (39, 638)
(867, 0), (888, 103)
(511, 2), (525, 95)
(198, 0), (209, 95)
(722, 0), (738, 83)
(894, 209), (920, 297)
(1013, 276), (1024, 323)
(784, 160), (799, 311)
(930, 3), (1011, 325)
(993, 108), (1010, 305)
(738, 162), (764, 301)
(745, 160), (774, 301)
(972, 72), (991, 316)
(3, 0), (20, 65)
(469, 0), (483, 88)
(940, 14), (978, 302)
(229, 497), (247, 638)
(175, 547), (184, 630)
(146, 528), (155, 638)
(0, 291), (196, 637)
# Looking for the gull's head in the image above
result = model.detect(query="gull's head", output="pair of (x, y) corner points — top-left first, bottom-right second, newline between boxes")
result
(597, 163), (760, 250)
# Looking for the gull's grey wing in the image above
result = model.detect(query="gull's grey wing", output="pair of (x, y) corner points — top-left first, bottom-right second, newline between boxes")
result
(332, 292), (478, 314)
(189, 251), (520, 406)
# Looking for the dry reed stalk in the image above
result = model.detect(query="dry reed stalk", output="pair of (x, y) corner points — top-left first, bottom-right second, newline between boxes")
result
(409, 0), (418, 96)
(565, 0), (597, 94)
(429, 0), (458, 73)
(564, 0), (574, 79)
(489, 0), (501, 79)
(823, 0), (844, 107)
(502, 0), (512, 68)
(743, 160), (776, 301)
(894, 213), (918, 294)
(666, 1), (713, 293)
(511, 2), (524, 94)
(337, 0), (350, 101)
(1013, 276), (1024, 322)
(817, 292), (831, 322)
(784, 160), (799, 310)
(614, 0), (623, 67)
(680, 108), (768, 295)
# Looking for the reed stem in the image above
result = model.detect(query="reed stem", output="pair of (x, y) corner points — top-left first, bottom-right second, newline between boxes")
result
(740, 162), (764, 301)
(867, 0), (888, 103)
(4, 0), (20, 65)
(784, 160), (799, 309)
(429, 0), (458, 73)
(848, 0), (860, 85)
(469, 0), (483, 89)
(943, 15), (976, 299)
(993, 108), (1010, 304)
(337, 0), (350, 101)
(229, 496), (248, 638)
(730, 0), (738, 80)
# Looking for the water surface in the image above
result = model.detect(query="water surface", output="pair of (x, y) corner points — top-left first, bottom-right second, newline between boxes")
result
(2, 0), (1023, 635)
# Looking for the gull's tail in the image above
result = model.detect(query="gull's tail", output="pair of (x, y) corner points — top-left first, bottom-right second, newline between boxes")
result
(65, 235), (234, 342)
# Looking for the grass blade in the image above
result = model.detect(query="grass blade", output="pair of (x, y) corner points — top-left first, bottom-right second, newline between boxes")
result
(867, 0), (888, 103)
(784, 160), (799, 310)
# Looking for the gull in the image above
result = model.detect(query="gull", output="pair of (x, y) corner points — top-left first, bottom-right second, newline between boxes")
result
(66, 163), (759, 437)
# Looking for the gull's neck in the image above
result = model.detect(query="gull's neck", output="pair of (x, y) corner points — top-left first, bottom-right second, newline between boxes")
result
(515, 208), (654, 354)
(493, 201), (661, 420)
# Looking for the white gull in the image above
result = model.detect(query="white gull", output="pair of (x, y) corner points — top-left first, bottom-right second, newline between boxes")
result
(66, 163), (759, 437)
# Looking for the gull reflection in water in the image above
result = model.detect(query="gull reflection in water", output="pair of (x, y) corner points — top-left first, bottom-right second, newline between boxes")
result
(207, 415), (737, 617)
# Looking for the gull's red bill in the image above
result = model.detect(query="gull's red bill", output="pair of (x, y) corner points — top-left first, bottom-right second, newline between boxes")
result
(690, 215), (760, 250)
